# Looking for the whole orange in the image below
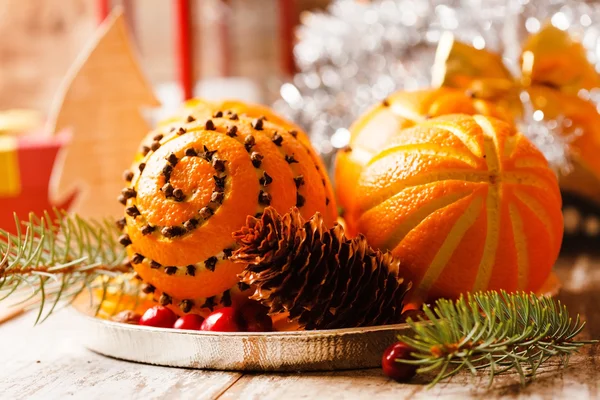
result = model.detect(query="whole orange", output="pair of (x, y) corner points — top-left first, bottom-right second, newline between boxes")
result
(119, 99), (337, 316)
(335, 88), (510, 234)
(352, 114), (563, 302)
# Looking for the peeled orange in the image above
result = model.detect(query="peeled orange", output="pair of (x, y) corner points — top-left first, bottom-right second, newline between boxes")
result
(350, 114), (563, 302)
(335, 88), (511, 234)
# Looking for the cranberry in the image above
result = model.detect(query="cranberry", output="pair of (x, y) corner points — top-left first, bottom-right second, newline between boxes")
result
(239, 302), (273, 332)
(173, 314), (205, 330)
(139, 306), (178, 328)
(200, 307), (243, 332)
(382, 342), (417, 382)
(111, 310), (141, 325)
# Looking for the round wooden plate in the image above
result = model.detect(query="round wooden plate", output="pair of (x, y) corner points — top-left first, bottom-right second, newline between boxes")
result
(74, 309), (411, 371)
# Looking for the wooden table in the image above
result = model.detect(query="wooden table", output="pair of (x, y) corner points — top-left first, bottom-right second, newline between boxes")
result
(1, 254), (599, 400)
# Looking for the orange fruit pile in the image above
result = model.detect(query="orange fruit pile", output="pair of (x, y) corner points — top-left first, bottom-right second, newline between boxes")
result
(118, 100), (337, 317)
(340, 113), (563, 302)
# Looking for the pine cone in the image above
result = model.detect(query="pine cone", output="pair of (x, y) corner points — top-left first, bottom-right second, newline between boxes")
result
(231, 207), (412, 330)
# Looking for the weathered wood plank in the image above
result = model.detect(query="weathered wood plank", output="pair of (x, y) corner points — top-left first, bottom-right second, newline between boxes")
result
(218, 349), (599, 400)
(219, 255), (600, 399)
(0, 255), (598, 399)
(0, 311), (242, 400)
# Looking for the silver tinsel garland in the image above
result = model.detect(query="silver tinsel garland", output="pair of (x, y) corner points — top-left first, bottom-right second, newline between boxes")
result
(273, 0), (600, 172)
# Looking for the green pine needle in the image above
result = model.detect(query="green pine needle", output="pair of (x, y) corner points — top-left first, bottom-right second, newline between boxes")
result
(0, 209), (134, 324)
(0, 212), (596, 388)
(398, 291), (597, 387)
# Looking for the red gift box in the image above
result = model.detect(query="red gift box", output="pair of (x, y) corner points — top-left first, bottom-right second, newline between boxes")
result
(0, 133), (77, 233)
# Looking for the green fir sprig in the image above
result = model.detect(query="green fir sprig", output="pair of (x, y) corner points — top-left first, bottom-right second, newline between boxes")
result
(399, 291), (597, 387)
(0, 210), (133, 323)
(0, 212), (596, 389)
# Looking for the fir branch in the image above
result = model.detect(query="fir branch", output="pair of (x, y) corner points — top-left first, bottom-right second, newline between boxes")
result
(0, 210), (133, 323)
(398, 291), (597, 387)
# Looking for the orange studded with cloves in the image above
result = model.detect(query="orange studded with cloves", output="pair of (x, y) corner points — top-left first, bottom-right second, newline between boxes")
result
(119, 99), (337, 317)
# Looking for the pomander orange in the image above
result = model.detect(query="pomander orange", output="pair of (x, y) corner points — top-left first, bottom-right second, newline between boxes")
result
(351, 114), (563, 302)
(119, 99), (337, 317)
(335, 88), (510, 234)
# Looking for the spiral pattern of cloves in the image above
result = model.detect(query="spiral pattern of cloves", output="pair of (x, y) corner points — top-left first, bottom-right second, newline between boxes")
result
(118, 99), (338, 317)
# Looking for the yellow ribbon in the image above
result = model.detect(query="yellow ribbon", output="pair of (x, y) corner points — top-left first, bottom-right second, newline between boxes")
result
(0, 135), (21, 197)
(432, 25), (600, 109)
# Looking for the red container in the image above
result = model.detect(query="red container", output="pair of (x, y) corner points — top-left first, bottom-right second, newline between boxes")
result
(0, 132), (77, 233)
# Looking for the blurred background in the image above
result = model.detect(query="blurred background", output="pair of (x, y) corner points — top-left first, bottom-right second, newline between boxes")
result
(0, 0), (339, 230)
(1, 0), (600, 249)
(0, 0), (329, 112)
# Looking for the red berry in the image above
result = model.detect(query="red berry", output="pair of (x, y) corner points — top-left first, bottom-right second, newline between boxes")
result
(173, 314), (205, 330)
(239, 302), (273, 332)
(200, 307), (243, 332)
(139, 306), (178, 328)
(382, 342), (417, 382)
